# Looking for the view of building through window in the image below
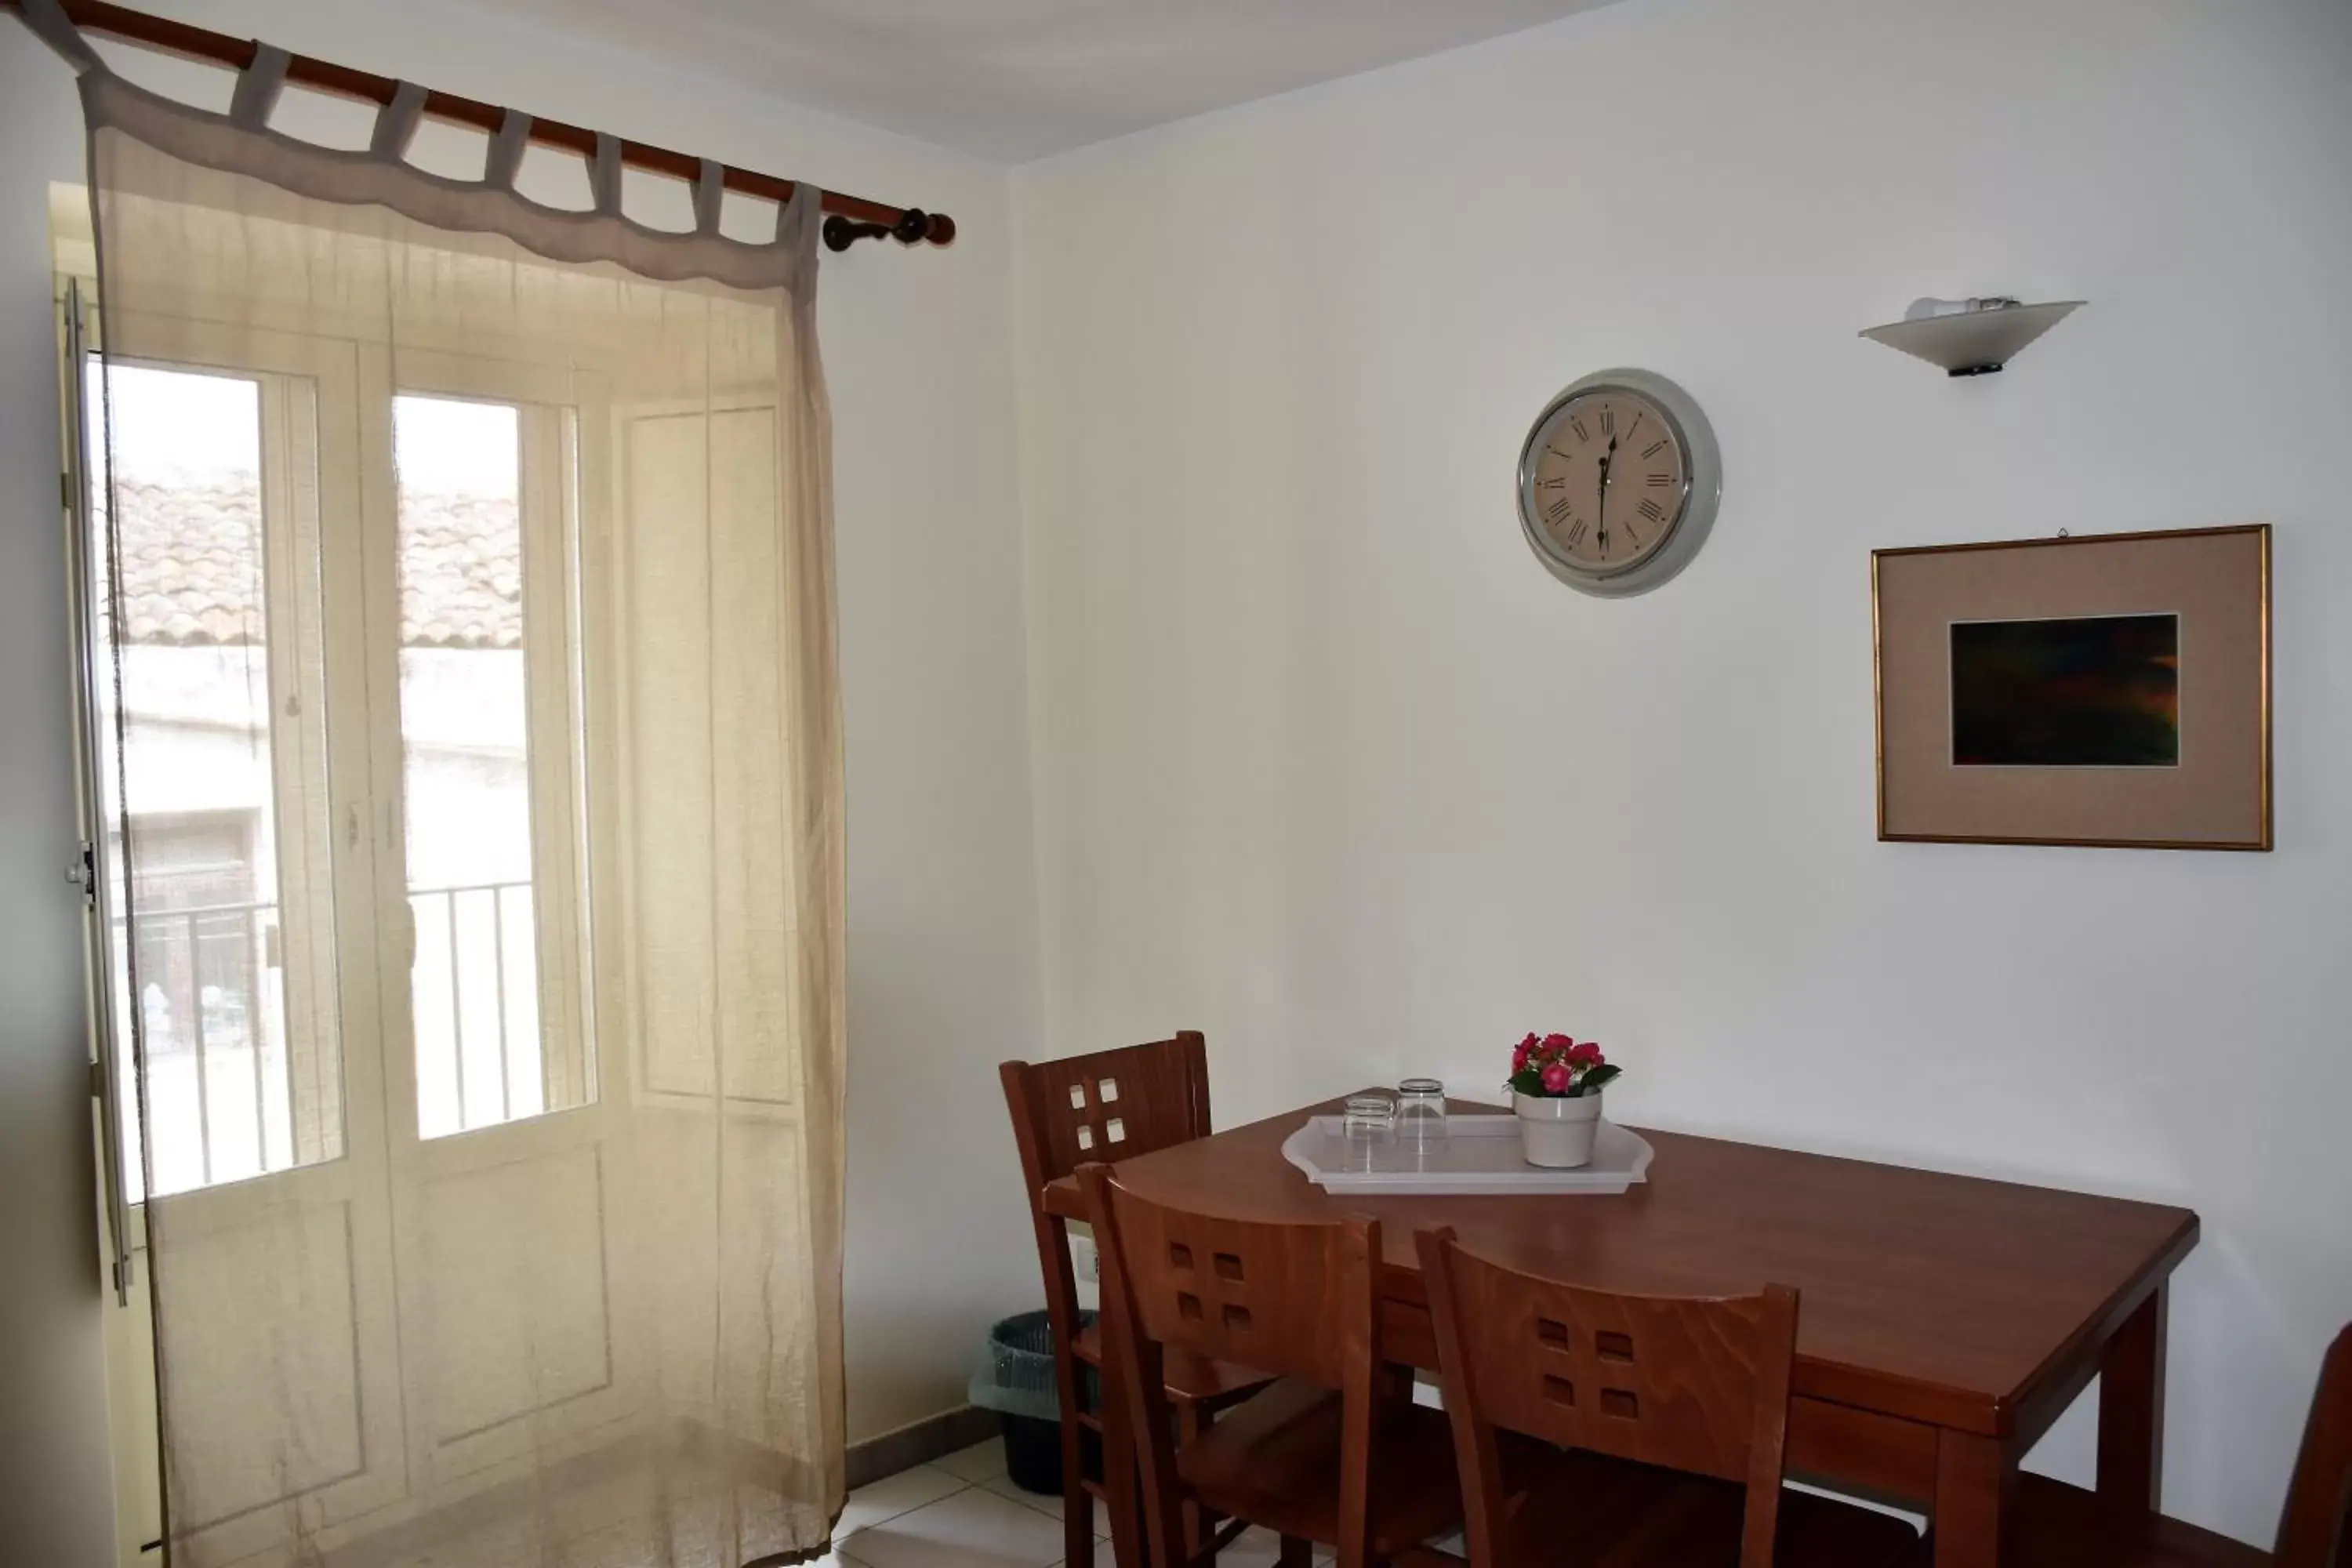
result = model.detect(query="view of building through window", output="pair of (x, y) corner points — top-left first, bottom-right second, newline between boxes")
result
(93, 363), (583, 1199)
(95, 361), (310, 1200)
(393, 394), (557, 1139)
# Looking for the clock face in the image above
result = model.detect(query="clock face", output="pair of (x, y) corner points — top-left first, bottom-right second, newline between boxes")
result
(1515, 369), (1721, 597)
(1526, 389), (1689, 575)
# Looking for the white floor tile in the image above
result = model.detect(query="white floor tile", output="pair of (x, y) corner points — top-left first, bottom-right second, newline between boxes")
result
(844, 1485), (1069, 1568)
(934, 1435), (1011, 1483)
(980, 1471), (1111, 1539)
(835, 1462), (969, 1543)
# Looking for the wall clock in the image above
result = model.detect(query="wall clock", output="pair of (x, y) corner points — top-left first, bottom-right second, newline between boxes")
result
(1515, 368), (1722, 597)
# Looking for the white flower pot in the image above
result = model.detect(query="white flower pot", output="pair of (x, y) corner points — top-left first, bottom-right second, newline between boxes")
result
(1515, 1091), (1604, 1168)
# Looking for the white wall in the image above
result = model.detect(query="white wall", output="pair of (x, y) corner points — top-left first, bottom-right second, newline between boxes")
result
(1012, 0), (2352, 1546)
(0, 3), (1044, 1532)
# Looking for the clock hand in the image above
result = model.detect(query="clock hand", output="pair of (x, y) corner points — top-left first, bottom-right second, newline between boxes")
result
(1595, 448), (1610, 558)
(1596, 430), (1621, 558)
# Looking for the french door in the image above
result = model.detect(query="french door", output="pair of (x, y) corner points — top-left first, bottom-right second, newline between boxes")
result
(78, 293), (637, 1562)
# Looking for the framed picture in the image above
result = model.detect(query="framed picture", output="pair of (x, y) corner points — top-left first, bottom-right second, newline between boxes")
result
(1872, 524), (2270, 850)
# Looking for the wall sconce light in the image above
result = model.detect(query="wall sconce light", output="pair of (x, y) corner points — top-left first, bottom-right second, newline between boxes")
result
(1860, 296), (2084, 376)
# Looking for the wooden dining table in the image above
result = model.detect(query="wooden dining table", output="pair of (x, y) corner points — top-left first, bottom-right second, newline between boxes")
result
(1044, 1094), (2198, 1568)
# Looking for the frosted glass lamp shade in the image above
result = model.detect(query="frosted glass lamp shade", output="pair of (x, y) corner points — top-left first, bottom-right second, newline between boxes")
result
(1860, 299), (2084, 376)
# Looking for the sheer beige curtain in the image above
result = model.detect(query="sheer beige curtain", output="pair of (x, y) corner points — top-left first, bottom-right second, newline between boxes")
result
(38, 4), (847, 1562)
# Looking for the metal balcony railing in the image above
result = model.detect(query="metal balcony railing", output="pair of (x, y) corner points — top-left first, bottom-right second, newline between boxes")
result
(115, 877), (537, 1194)
(406, 880), (540, 1134)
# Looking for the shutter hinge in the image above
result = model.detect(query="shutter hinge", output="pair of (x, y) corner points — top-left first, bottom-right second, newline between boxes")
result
(64, 839), (96, 906)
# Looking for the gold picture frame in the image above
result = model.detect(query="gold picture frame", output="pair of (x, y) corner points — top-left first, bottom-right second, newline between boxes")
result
(1872, 524), (2271, 851)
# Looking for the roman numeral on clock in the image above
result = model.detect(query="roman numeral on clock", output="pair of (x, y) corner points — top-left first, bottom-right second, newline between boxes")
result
(1546, 497), (1572, 523)
(1646, 472), (1671, 487)
(1637, 498), (1665, 523)
(1568, 417), (1590, 444)
(1598, 408), (1616, 437)
(1565, 517), (1588, 546)
(1642, 439), (1667, 459)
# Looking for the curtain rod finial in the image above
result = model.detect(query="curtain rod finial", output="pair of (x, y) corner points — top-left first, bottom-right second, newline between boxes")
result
(822, 207), (956, 252)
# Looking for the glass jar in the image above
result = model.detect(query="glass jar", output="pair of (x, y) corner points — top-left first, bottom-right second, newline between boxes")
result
(1396, 1078), (1448, 1143)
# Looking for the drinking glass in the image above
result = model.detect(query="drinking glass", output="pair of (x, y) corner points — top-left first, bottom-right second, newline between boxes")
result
(1396, 1078), (1448, 1143)
(1341, 1091), (1396, 1142)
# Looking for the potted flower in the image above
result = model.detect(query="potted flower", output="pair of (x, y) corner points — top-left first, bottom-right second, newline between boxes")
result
(1506, 1033), (1621, 1168)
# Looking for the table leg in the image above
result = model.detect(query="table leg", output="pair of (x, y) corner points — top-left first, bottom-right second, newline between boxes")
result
(1933, 1429), (2016, 1568)
(2096, 1283), (2167, 1515)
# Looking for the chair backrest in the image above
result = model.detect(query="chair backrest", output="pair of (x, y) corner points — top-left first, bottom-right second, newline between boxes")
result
(2277, 1323), (2352, 1568)
(1416, 1225), (1799, 1568)
(1083, 1163), (1383, 1566)
(998, 1035), (1214, 1347)
(1000, 1033), (1213, 1197)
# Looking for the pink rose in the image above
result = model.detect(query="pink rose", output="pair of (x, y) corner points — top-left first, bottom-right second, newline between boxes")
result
(1513, 1033), (1538, 1071)
(1540, 1033), (1573, 1053)
(1540, 1062), (1571, 1094)
(1569, 1040), (1603, 1065)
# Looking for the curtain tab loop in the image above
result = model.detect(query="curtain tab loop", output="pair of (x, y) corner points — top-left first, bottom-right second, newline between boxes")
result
(590, 132), (624, 218)
(778, 181), (821, 255)
(229, 43), (292, 129)
(693, 158), (726, 236)
(18, 0), (105, 75)
(487, 109), (533, 190)
(370, 81), (430, 162)
(492, 108), (539, 190)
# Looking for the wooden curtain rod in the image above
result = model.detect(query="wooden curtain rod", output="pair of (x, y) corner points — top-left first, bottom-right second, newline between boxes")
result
(6, 0), (956, 250)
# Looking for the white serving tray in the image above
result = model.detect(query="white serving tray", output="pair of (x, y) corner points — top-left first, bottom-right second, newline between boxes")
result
(1282, 1115), (1653, 1196)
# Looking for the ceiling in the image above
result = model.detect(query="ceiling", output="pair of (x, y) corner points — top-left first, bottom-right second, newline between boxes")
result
(462, 0), (1622, 162)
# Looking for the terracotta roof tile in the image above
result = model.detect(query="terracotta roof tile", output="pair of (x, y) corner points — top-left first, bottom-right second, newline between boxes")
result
(114, 477), (523, 650)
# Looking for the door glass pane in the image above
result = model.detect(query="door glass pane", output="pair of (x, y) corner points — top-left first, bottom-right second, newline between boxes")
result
(91, 361), (343, 1198)
(394, 394), (586, 1138)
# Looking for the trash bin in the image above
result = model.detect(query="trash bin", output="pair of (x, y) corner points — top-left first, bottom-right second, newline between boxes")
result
(968, 1309), (1101, 1495)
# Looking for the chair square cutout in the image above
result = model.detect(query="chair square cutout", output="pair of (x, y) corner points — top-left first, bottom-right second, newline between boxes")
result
(1068, 1084), (1088, 1110)
(1106, 1117), (1127, 1143)
(1098, 1077), (1120, 1102)
(1601, 1388), (1640, 1421)
(1537, 1316), (1570, 1348)
(1542, 1374), (1577, 1407)
(1596, 1330), (1635, 1363)
(1222, 1304), (1253, 1332)
(1213, 1252), (1245, 1282)
(1170, 1243), (1194, 1270)
(1076, 1124), (1094, 1150)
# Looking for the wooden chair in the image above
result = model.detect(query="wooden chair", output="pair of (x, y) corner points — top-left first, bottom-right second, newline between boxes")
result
(2008, 1322), (2352, 1568)
(1414, 1225), (1920, 1568)
(1000, 1036), (1272, 1568)
(1082, 1162), (1463, 1568)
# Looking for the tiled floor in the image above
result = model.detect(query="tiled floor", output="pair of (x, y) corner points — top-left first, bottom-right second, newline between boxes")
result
(825, 1436), (1341, 1567)
(825, 1432), (1909, 1566)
